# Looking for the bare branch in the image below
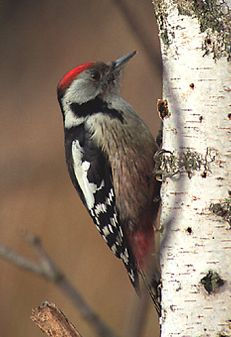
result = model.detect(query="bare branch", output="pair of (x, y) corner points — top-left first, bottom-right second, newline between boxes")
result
(0, 236), (119, 337)
(0, 242), (45, 276)
(31, 301), (82, 337)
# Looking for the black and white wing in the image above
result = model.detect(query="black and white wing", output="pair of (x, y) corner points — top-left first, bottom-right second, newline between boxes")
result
(64, 124), (138, 288)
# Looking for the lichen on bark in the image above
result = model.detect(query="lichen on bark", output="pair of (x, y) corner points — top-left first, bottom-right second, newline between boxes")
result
(153, 0), (231, 59)
(201, 270), (225, 295)
(154, 147), (216, 180)
(210, 196), (231, 227)
(152, 0), (174, 47)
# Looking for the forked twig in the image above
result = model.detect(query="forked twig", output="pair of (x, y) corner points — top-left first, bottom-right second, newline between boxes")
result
(0, 235), (119, 337)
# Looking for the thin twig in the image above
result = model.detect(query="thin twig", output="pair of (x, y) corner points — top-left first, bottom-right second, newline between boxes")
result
(0, 242), (45, 276)
(31, 301), (82, 337)
(0, 236), (119, 337)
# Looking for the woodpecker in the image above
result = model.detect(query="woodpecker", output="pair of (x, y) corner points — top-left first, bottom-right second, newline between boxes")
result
(57, 51), (161, 314)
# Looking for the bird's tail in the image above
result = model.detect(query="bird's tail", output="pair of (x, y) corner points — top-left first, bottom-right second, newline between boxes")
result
(139, 265), (161, 316)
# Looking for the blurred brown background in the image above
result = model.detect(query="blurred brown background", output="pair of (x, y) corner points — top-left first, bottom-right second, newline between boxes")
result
(0, 1), (161, 336)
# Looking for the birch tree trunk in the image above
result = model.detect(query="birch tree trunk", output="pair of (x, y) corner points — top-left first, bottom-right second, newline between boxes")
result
(152, 1), (231, 336)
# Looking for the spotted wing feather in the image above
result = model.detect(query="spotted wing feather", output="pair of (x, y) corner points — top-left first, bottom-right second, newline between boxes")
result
(64, 124), (138, 288)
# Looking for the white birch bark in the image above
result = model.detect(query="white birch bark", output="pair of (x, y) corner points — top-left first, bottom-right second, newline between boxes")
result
(152, 1), (231, 336)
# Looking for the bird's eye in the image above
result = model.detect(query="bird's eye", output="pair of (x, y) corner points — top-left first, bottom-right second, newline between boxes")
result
(91, 70), (101, 81)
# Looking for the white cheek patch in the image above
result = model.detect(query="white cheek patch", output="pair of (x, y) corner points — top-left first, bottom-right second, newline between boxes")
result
(65, 110), (85, 129)
(72, 140), (100, 209)
(62, 78), (101, 129)
(62, 99), (85, 129)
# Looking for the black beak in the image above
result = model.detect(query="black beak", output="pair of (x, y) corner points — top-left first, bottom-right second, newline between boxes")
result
(111, 51), (136, 69)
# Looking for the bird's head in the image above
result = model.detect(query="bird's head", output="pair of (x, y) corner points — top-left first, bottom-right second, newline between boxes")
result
(57, 51), (136, 105)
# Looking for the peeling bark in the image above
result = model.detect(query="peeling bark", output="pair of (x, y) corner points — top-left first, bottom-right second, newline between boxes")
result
(152, 0), (231, 336)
